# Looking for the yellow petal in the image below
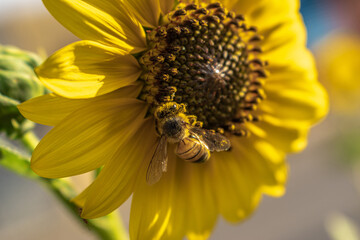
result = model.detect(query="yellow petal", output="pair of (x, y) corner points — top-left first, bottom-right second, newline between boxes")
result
(234, 0), (305, 68)
(19, 94), (86, 126)
(259, 15), (306, 62)
(214, 136), (287, 222)
(223, 0), (265, 14)
(79, 118), (157, 219)
(182, 162), (217, 240)
(266, 49), (317, 84)
(31, 98), (148, 178)
(239, 138), (288, 192)
(225, 0), (299, 31)
(228, 0), (311, 94)
(130, 146), (185, 240)
(72, 186), (89, 208)
(131, 144), (219, 239)
(212, 152), (262, 222)
(246, 0), (300, 34)
(246, 119), (308, 153)
(36, 41), (142, 99)
(43, 0), (146, 53)
(130, 145), (217, 240)
(159, 0), (175, 15)
(18, 83), (142, 126)
(124, 0), (161, 28)
(261, 81), (329, 126)
(259, 47), (329, 126)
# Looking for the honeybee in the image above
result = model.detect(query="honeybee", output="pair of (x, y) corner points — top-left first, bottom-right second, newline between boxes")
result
(147, 102), (231, 184)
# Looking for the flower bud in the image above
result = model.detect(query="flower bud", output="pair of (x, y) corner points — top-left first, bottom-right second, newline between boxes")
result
(0, 45), (46, 138)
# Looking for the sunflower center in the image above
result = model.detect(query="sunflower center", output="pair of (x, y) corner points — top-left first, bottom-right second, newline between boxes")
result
(139, 2), (267, 136)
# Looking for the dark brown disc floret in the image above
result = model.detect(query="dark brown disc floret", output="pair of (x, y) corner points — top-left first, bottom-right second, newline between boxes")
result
(139, 2), (267, 137)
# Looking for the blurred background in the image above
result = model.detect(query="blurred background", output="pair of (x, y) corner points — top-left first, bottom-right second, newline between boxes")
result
(1, 0), (360, 239)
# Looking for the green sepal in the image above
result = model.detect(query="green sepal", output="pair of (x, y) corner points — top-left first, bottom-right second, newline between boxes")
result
(0, 44), (46, 139)
(0, 93), (35, 138)
(0, 45), (42, 69)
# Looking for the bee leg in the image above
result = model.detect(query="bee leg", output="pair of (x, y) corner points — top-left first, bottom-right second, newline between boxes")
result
(187, 115), (197, 125)
(178, 103), (187, 113)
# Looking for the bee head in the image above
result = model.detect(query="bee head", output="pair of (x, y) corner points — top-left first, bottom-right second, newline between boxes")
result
(162, 117), (185, 139)
(155, 102), (186, 120)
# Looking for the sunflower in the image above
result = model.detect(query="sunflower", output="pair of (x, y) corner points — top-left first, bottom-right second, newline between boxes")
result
(315, 32), (360, 114)
(19, 0), (328, 239)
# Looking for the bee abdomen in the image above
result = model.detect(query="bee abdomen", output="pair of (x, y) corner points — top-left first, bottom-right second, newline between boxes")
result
(176, 137), (210, 163)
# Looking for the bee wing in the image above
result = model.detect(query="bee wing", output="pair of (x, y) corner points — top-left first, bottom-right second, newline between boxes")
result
(190, 127), (231, 152)
(146, 135), (168, 185)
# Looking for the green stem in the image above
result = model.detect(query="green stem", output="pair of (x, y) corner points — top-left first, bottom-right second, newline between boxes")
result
(20, 131), (39, 152)
(20, 131), (129, 240)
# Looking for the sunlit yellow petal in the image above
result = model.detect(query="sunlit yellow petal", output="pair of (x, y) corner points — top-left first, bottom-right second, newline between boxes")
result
(267, 49), (317, 84)
(18, 84), (142, 126)
(249, 141), (287, 192)
(80, 119), (157, 219)
(235, 137), (287, 188)
(124, 0), (161, 28)
(31, 98), (148, 178)
(233, 0), (305, 71)
(259, 48), (329, 126)
(214, 136), (287, 222)
(223, 0), (265, 14)
(247, 119), (308, 153)
(36, 41), (142, 99)
(129, 143), (217, 240)
(18, 94), (86, 126)
(262, 81), (328, 126)
(129, 146), (177, 240)
(182, 162), (217, 240)
(260, 17), (305, 60)
(43, 0), (146, 53)
(212, 151), (262, 222)
(246, 0), (300, 34)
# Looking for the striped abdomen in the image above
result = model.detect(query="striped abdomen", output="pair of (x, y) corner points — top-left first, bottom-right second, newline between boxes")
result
(175, 136), (210, 163)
